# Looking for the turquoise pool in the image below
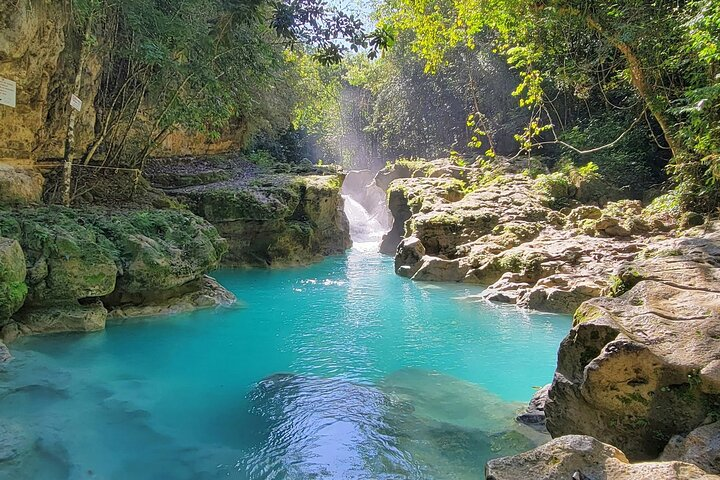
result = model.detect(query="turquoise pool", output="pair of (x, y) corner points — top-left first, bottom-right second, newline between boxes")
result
(0, 246), (570, 479)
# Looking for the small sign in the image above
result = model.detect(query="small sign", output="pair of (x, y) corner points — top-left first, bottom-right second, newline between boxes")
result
(0, 77), (16, 108)
(70, 94), (82, 112)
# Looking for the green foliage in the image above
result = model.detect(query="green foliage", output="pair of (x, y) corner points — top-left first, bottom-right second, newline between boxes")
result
(247, 150), (277, 169)
(558, 115), (665, 193)
(378, 0), (720, 211)
(534, 172), (573, 206)
(644, 191), (683, 218)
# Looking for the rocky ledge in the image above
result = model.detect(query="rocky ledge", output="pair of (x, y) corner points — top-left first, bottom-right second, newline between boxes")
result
(145, 155), (351, 267)
(383, 158), (689, 314)
(545, 225), (720, 461)
(0, 207), (234, 344)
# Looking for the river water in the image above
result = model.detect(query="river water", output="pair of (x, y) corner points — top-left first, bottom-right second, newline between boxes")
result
(0, 200), (570, 479)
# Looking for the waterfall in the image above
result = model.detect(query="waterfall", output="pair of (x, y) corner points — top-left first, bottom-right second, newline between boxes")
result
(343, 195), (387, 244)
(341, 170), (392, 248)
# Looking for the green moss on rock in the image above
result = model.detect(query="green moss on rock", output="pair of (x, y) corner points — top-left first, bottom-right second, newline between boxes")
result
(0, 237), (28, 323)
(0, 207), (227, 320)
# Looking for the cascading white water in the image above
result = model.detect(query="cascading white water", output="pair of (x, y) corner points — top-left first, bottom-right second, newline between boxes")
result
(341, 170), (392, 249)
(342, 195), (388, 244)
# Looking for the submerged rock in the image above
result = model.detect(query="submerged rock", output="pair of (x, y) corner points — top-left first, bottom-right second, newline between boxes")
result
(245, 369), (543, 479)
(485, 435), (718, 480)
(0, 422), (34, 463)
(245, 372), (415, 479)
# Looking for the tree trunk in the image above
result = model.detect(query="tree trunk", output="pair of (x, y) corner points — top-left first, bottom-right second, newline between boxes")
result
(62, 20), (92, 206)
(584, 16), (682, 157)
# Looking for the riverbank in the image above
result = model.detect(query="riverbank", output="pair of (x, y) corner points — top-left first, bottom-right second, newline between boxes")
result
(0, 154), (351, 347)
(375, 157), (720, 477)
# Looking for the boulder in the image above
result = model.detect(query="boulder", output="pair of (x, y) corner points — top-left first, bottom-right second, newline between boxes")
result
(662, 422), (720, 475)
(545, 230), (720, 460)
(516, 384), (550, 432)
(108, 276), (236, 319)
(485, 435), (718, 480)
(15, 302), (107, 334)
(0, 165), (44, 206)
(395, 236), (425, 278)
(0, 341), (11, 363)
(411, 256), (469, 282)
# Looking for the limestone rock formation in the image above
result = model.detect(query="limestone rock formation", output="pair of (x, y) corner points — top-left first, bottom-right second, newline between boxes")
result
(545, 227), (720, 460)
(0, 1), (247, 164)
(382, 158), (679, 315)
(485, 435), (718, 480)
(0, 164), (44, 205)
(108, 275), (236, 319)
(662, 422), (720, 474)
(0, 207), (231, 341)
(145, 155), (351, 267)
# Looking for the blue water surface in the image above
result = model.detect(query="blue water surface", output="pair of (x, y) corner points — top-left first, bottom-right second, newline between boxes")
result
(0, 247), (570, 480)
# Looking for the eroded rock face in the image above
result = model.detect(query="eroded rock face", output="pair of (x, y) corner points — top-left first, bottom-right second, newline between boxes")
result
(145, 156), (351, 267)
(545, 229), (720, 460)
(108, 275), (236, 319)
(485, 435), (718, 480)
(475, 233), (644, 314)
(0, 207), (231, 340)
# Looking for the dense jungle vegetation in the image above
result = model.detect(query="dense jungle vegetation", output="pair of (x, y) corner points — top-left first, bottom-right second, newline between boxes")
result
(65, 0), (719, 212)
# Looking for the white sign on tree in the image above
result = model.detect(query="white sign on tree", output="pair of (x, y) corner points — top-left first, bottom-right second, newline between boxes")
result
(0, 77), (17, 108)
(70, 94), (83, 112)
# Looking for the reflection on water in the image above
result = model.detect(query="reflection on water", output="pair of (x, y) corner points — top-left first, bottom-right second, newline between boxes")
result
(0, 249), (569, 479)
(243, 370), (543, 480)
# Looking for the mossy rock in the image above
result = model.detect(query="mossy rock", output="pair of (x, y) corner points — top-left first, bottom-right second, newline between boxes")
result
(191, 181), (303, 222)
(94, 209), (227, 295)
(0, 207), (226, 310)
(15, 302), (107, 334)
(0, 208), (118, 303)
(0, 237), (27, 323)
